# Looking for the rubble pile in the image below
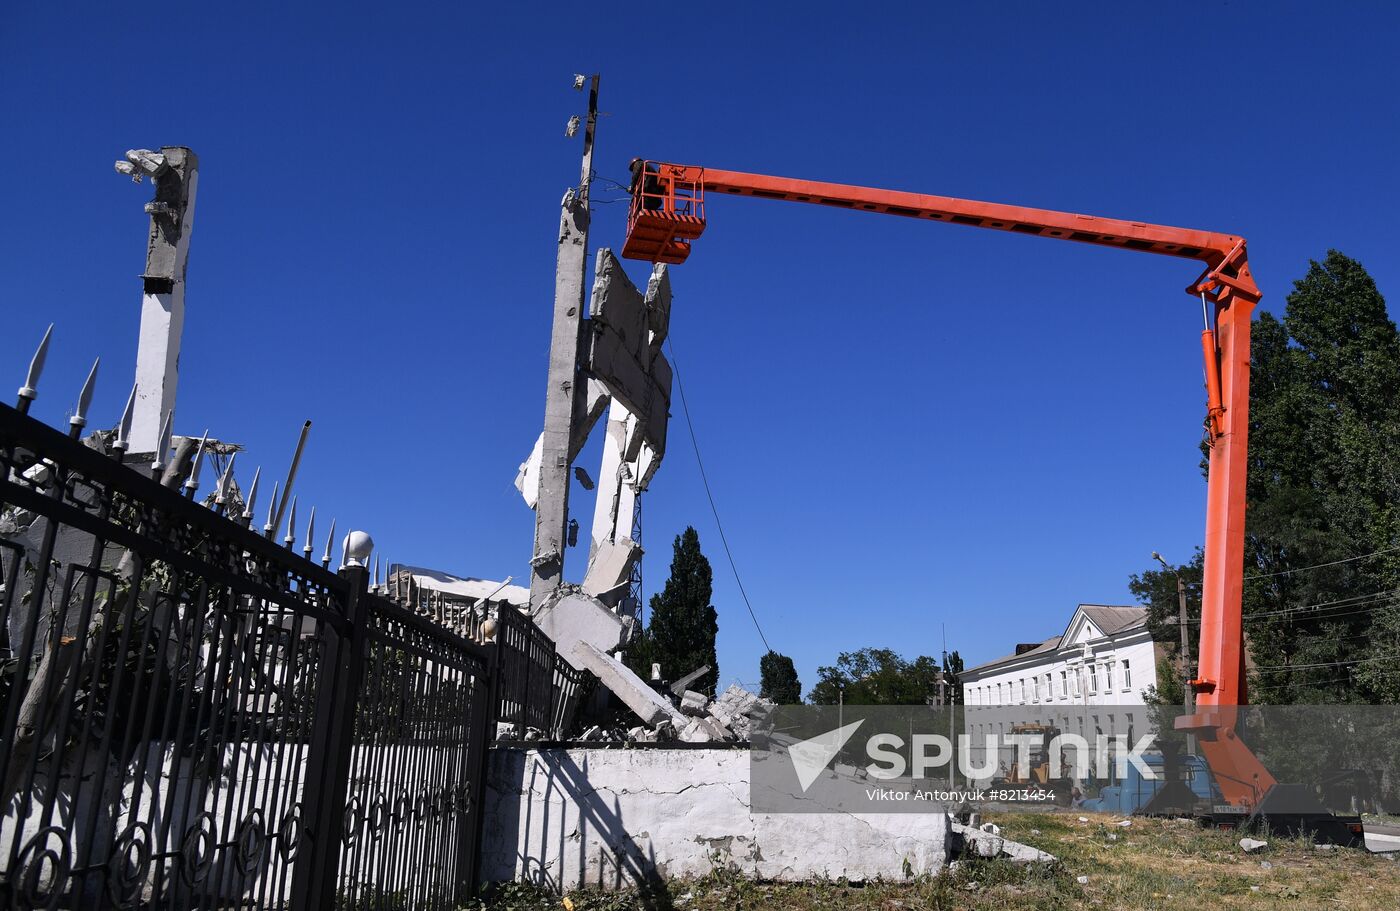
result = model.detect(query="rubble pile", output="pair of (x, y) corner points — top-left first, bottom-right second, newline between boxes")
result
(495, 681), (775, 745)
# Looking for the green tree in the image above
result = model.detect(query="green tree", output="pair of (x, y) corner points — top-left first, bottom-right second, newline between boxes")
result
(807, 647), (943, 705)
(1130, 252), (1400, 703)
(625, 527), (719, 694)
(942, 650), (965, 705)
(759, 651), (802, 704)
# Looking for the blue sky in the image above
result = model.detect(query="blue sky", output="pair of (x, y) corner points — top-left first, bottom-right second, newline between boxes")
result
(4, 2), (1398, 695)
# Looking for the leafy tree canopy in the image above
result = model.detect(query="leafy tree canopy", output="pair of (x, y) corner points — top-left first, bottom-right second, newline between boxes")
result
(808, 647), (943, 705)
(1131, 252), (1400, 703)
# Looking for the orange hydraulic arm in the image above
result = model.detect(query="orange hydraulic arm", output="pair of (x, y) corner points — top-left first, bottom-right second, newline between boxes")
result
(623, 161), (1270, 806)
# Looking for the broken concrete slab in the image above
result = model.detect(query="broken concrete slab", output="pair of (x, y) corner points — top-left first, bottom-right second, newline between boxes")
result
(669, 664), (712, 697)
(951, 823), (1056, 864)
(581, 538), (642, 602)
(535, 591), (627, 669)
(680, 690), (708, 716)
(569, 640), (684, 728)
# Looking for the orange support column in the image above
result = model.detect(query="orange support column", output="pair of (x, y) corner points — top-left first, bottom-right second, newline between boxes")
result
(1194, 295), (1256, 708)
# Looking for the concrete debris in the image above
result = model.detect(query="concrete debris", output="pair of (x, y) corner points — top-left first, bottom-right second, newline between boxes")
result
(1077, 875), (1090, 885)
(680, 690), (709, 716)
(570, 640), (684, 728)
(1239, 837), (1269, 853)
(1114, 819), (1133, 827)
(669, 664), (713, 696)
(979, 823), (1001, 835)
(951, 823), (1056, 864)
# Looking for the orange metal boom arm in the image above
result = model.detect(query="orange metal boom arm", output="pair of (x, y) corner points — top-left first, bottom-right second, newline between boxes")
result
(623, 161), (1267, 806)
(698, 166), (1242, 266)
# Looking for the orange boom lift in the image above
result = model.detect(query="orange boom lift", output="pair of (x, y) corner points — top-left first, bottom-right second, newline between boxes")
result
(621, 162), (1363, 842)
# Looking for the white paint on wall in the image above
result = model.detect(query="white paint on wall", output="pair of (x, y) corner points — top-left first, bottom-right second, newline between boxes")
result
(481, 747), (950, 890)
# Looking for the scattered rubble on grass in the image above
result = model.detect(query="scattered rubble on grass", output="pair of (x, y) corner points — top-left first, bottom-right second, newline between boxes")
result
(951, 822), (1057, 864)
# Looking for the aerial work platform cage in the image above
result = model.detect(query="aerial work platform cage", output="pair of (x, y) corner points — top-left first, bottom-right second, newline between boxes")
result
(621, 162), (707, 264)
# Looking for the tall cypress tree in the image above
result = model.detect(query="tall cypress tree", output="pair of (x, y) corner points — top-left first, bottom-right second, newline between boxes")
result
(760, 651), (802, 704)
(627, 527), (720, 694)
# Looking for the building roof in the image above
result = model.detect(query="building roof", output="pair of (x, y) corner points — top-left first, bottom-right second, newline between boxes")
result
(965, 635), (1063, 673)
(1076, 604), (1148, 637)
(398, 564), (530, 608)
(962, 603), (1147, 675)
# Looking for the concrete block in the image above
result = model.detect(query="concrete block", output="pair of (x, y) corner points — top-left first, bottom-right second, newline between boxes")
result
(680, 690), (709, 716)
(569, 641), (683, 728)
(536, 592), (627, 669)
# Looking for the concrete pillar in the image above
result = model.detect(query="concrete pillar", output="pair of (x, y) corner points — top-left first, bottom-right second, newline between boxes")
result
(126, 147), (198, 454)
(530, 77), (598, 606)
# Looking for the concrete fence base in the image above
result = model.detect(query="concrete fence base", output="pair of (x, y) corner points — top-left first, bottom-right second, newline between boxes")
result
(481, 747), (950, 891)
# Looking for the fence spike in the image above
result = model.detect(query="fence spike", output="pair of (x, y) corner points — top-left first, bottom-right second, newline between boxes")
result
(242, 466), (261, 520)
(264, 480), (280, 537)
(372, 553), (381, 591)
(113, 382), (138, 455)
(151, 409), (173, 473)
(16, 323), (53, 413)
(321, 518), (336, 569)
(303, 507), (316, 559)
(184, 431), (209, 497)
(284, 496), (298, 548)
(69, 357), (100, 433)
(215, 451), (237, 506)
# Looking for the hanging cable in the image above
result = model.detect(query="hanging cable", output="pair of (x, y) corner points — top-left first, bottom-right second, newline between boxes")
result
(666, 337), (773, 654)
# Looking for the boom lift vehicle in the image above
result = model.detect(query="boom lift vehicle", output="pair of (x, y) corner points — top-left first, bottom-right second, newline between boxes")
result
(621, 162), (1367, 845)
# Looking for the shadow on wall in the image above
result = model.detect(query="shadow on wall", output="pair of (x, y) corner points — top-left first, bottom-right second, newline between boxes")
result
(486, 748), (669, 893)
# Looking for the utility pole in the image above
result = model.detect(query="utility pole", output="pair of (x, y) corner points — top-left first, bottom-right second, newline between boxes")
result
(530, 74), (599, 607)
(1154, 551), (1196, 753)
(116, 147), (199, 454)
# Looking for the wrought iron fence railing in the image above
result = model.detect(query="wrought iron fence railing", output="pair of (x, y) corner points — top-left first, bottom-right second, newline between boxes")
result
(0, 401), (528, 909)
(492, 605), (586, 739)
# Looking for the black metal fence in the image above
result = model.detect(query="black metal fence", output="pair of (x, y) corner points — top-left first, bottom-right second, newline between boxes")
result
(493, 606), (587, 739)
(0, 399), (584, 909)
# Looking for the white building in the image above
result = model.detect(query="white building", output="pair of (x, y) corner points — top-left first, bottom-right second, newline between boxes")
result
(961, 604), (1161, 708)
(958, 604), (1164, 781)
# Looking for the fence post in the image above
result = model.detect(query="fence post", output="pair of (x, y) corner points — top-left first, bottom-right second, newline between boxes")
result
(463, 635), (499, 895)
(290, 563), (370, 911)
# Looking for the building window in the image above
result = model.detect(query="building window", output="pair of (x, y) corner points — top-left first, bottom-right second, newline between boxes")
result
(1105, 660), (1115, 691)
(1020, 678), (1028, 702)
(1087, 665), (1098, 694)
(1122, 660), (1132, 689)
(1059, 670), (1068, 698)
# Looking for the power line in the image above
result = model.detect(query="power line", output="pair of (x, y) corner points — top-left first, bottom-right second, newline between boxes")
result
(666, 337), (773, 654)
(1181, 589), (1400, 625)
(1255, 650), (1400, 671)
(1244, 543), (1400, 581)
(1153, 542), (1400, 584)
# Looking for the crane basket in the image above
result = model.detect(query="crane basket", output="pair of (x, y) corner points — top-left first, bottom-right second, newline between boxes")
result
(621, 162), (706, 264)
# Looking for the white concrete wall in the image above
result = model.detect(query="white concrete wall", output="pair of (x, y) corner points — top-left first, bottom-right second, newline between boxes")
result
(481, 747), (950, 891)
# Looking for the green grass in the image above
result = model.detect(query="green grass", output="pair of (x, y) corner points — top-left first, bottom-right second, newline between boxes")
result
(473, 812), (1400, 911)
